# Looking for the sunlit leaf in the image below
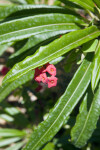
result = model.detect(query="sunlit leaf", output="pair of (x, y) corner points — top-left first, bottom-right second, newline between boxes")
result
(71, 83), (100, 148)
(3, 26), (100, 84)
(23, 54), (93, 150)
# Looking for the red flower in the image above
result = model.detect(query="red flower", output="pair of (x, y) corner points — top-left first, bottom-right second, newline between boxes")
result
(40, 73), (48, 83)
(35, 75), (42, 83)
(34, 63), (58, 88)
(34, 67), (47, 83)
(34, 68), (41, 83)
(1, 66), (9, 76)
(45, 63), (50, 67)
(40, 66), (46, 73)
(34, 68), (41, 78)
(48, 76), (58, 88)
(46, 64), (56, 76)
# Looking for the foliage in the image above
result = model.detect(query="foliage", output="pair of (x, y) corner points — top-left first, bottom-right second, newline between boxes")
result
(0, 0), (100, 150)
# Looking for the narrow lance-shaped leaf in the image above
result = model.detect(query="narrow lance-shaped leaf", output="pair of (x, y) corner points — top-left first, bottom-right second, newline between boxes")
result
(82, 39), (98, 53)
(0, 13), (84, 45)
(10, 33), (58, 58)
(8, 31), (67, 66)
(93, 0), (100, 9)
(0, 137), (21, 148)
(91, 40), (100, 91)
(0, 5), (80, 20)
(5, 141), (25, 150)
(71, 83), (100, 148)
(3, 26), (100, 84)
(59, 0), (82, 9)
(23, 54), (93, 150)
(63, 0), (95, 12)
(0, 128), (26, 137)
(0, 70), (34, 102)
(0, 13), (84, 35)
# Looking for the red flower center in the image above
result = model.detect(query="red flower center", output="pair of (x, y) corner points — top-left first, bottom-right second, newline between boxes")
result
(42, 77), (45, 80)
(51, 68), (54, 72)
(51, 80), (54, 83)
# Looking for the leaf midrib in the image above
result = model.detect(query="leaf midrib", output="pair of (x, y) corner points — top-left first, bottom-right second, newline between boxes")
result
(0, 23), (79, 37)
(94, 62), (100, 87)
(31, 62), (91, 150)
(74, 93), (94, 145)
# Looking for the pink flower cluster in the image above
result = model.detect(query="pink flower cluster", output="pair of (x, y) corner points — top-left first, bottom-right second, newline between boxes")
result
(34, 63), (58, 88)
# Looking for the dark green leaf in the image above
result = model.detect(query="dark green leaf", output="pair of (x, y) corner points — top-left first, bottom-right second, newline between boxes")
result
(0, 5), (82, 20)
(59, 0), (82, 9)
(82, 39), (98, 53)
(63, 0), (95, 12)
(91, 41), (100, 91)
(71, 83), (100, 148)
(93, 0), (100, 9)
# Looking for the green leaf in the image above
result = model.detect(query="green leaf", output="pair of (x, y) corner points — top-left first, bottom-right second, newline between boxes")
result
(5, 141), (25, 150)
(64, 63), (72, 73)
(0, 128), (26, 137)
(0, 137), (21, 147)
(65, 49), (81, 64)
(0, 70), (34, 102)
(0, 13), (83, 35)
(71, 83), (100, 148)
(10, 33), (59, 59)
(0, 4), (83, 20)
(42, 142), (55, 150)
(3, 26), (100, 84)
(63, 0), (95, 12)
(23, 54), (93, 150)
(0, 13), (84, 45)
(59, 0), (82, 9)
(8, 31), (66, 67)
(93, 0), (100, 9)
(91, 41), (100, 91)
(82, 39), (98, 53)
